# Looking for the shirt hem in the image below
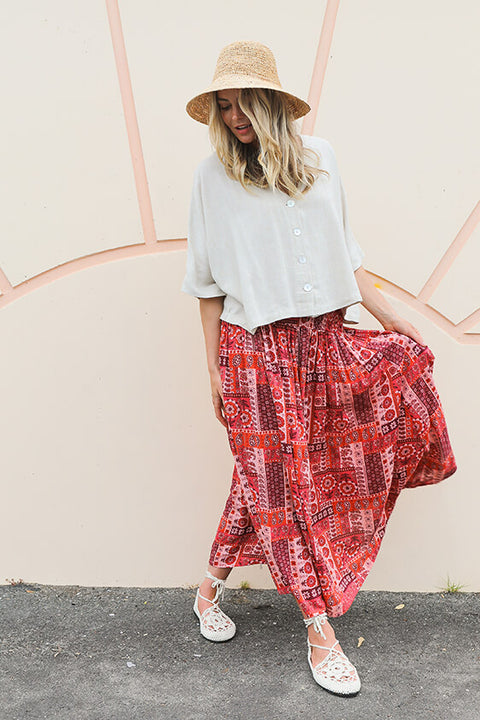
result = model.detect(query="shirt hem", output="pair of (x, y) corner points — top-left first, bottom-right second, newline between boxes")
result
(221, 296), (363, 335)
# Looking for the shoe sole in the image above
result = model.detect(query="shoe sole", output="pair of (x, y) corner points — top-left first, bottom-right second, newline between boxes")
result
(309, 665), (361, 696)
(314, 682), (361, 697)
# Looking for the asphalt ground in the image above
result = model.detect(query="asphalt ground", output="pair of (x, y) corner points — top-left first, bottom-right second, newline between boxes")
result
(0, 584), (478, 720)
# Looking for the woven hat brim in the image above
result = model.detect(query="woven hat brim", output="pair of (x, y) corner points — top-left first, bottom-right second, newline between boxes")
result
(186, 80), (311, 125)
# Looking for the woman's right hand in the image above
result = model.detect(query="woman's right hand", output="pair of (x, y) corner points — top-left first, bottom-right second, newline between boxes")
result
(209, 368), (228, 428)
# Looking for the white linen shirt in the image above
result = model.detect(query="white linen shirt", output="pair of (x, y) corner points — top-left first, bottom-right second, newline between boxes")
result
(181, 134), (365, 334)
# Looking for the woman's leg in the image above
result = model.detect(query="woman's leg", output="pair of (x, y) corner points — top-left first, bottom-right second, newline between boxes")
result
(196, 564), (233, 614)
(299, 606), (339, 661)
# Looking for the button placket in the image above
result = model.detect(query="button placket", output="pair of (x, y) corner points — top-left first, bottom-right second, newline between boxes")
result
(284, 196), (314, 302)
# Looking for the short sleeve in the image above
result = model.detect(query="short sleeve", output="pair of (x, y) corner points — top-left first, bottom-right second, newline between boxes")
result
(339, 174), (365, 272)
(181, 167), (226, 299)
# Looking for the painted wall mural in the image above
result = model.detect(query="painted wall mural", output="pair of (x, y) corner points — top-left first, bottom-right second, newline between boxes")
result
(0, 0), (477, 346)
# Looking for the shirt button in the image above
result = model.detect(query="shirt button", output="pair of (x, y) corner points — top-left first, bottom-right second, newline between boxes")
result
(286, 199), (295, 207)
(293, 228), (301, 235)
(303, 283), (313, 292)
(298, 255), (307, 264)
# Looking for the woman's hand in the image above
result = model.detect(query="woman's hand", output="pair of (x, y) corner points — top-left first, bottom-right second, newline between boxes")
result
(209, 368), (228, 428)
(382, 315), (425, 346)
(353, 267), (426, 346)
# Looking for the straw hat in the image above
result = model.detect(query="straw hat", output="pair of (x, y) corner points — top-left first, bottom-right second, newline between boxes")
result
(186, 40), (311, 125)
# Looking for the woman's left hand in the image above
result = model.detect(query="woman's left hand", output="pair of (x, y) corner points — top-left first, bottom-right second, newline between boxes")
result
(382, 315), (426, 346)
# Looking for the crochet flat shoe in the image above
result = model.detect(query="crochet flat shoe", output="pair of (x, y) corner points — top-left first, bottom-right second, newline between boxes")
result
(304, 614), (361, 696)
(193, 569), (236, 642)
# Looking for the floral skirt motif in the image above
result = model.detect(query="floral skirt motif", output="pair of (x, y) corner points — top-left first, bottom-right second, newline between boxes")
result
(208, 310), (457, 618)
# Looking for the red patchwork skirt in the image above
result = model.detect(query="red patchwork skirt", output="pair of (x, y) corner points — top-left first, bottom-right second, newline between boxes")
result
(208, 310), (457, 618)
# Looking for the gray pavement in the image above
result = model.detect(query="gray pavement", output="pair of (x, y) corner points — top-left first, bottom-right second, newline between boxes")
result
(0, 583), (478, 720)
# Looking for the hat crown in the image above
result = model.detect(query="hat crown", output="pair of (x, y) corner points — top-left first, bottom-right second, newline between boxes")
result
(212, 41), (281, 86)
(185, 40), (311, 125)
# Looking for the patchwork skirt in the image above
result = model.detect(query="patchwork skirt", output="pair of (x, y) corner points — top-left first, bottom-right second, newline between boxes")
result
(208, 309), (457, 618)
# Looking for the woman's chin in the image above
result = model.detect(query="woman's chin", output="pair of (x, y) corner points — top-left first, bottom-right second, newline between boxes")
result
(242, 136), (258, 145)
(234, 130), (257, 144)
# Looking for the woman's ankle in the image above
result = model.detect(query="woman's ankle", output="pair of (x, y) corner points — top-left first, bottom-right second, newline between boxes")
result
(198, 579), (217, 602)
(198, 566), (231, 602)
(207, 565), (231, 581)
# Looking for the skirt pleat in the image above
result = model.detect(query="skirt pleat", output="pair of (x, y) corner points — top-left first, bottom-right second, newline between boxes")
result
(208, 310), (457, 618)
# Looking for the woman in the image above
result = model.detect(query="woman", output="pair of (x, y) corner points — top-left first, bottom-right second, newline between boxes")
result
(181, 40), (457, 696)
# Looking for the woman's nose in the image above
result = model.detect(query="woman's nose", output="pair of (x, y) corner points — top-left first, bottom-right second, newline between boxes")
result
(231, 103), (245, 121)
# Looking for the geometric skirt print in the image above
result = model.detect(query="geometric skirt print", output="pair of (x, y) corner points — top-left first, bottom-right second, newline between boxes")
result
(208, 310), (457, 619)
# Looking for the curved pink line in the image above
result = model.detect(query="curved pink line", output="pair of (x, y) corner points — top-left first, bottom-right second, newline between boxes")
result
(0, 240), (186, 309)
(0, 266), (13, 294)
(0, 0), (477, 347)
(369, 272), (479, 344)
(417, 200), (480, 302)
(297, 0), (478, 343)
(301, 0), (340, 135)
(105, 0), (156, 245)
(455, 307), (480, 335)
(0, 246), (477, 343)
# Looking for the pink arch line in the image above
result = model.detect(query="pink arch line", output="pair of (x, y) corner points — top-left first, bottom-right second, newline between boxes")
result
(0, 0), (477, 344)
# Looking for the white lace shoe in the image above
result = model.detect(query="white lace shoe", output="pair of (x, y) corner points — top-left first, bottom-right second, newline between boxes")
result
(193, 569), (236, 642)
(304, 614), (361, 696)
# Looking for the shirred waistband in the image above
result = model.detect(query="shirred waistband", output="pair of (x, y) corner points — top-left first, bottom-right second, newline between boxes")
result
(266, 309), (345, 332)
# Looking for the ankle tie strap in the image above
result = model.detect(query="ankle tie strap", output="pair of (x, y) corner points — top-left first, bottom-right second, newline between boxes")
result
(205, 569), (227, 604)
(303, 613), (328, 640)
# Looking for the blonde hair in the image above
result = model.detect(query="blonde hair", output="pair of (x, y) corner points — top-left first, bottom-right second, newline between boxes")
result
(208, 87), (329, 198)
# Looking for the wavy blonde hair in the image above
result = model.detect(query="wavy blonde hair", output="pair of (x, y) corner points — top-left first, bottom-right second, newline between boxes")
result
(207, 87), (329, 198)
